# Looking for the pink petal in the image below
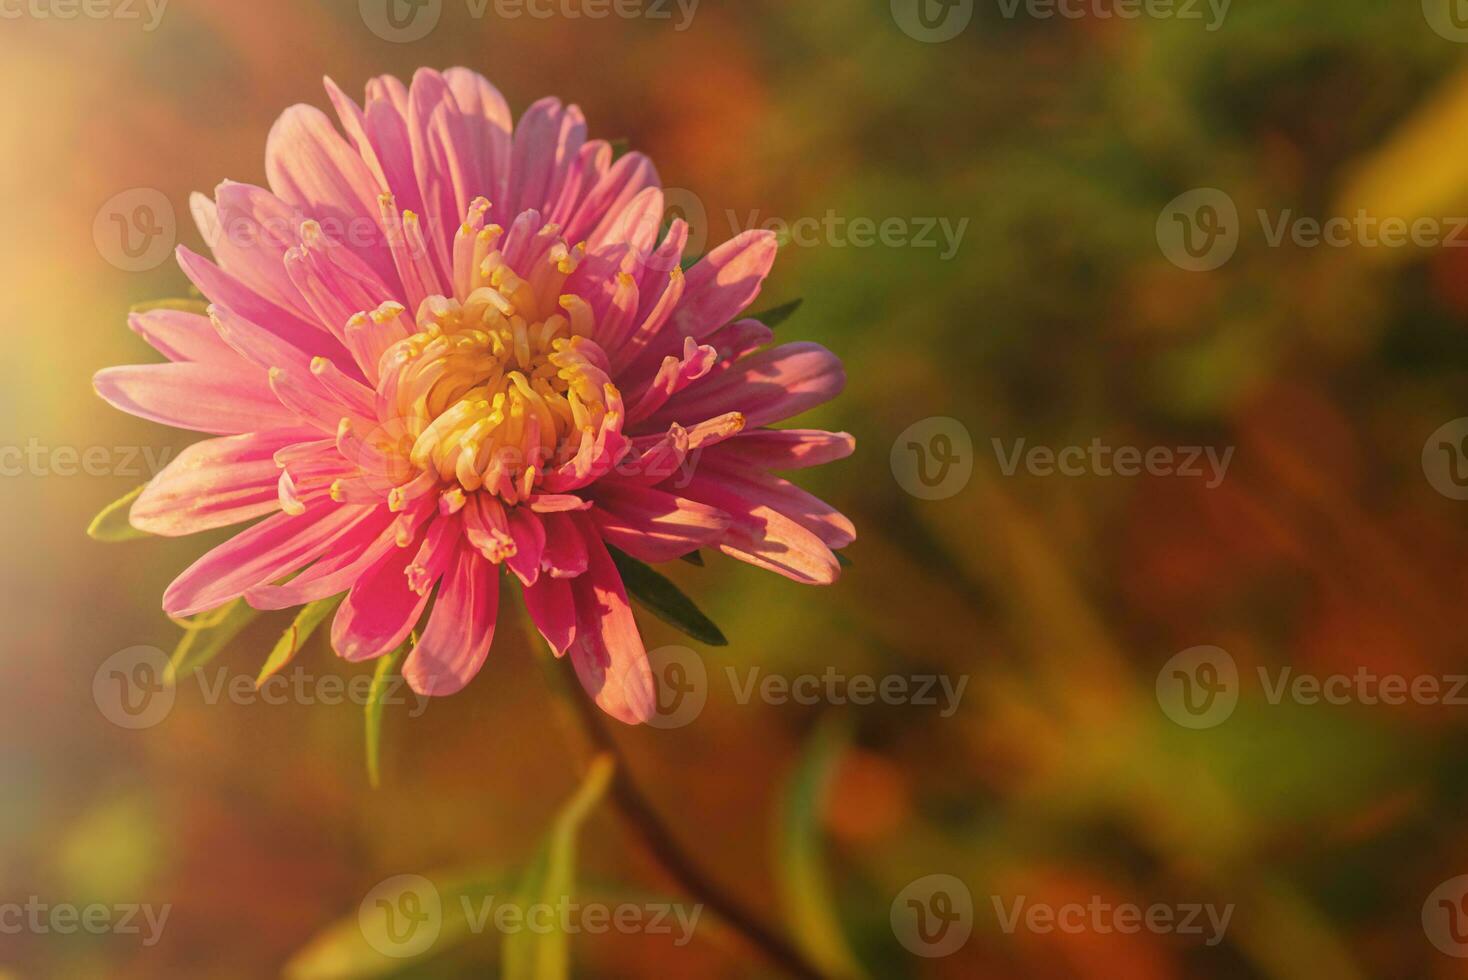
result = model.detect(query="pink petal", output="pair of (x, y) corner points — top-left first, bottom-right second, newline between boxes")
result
(266, 104), (397, 286)
(697, 460), (855, 549)
(588, 481), (730, 564)
(94, 362), (299, 435)
(524, 575), (576, 655)
(404, 541), (500, 696)
(507, 97), (587, 218)
(163, 502), (375, 616)
(444, 67), (512, 212)
(208, 181), (319, 322)
(539, 511), (589, 578)
(132, 429), (316, 537)
(670, 230), (778, 341)
(568, 521), (656, 725)
(712, 429), (856, 470)
(330, 524), (434, 662)
(127, 309), (239, 366)
(639, 342), (845, 432)
(176, 246), (330, 353)
(678, 472), (840, 586)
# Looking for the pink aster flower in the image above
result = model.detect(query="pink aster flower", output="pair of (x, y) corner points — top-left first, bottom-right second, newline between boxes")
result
(95, 68), (853, 724)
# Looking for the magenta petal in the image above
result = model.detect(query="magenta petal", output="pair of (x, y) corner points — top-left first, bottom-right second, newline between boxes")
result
(266, 104), (397, 287)
(128, 309), (238, 366)
(331, 528), (433, 662)
(568, 522), (656, 725)
(404, 542), (499, 696)
(640, 342), (846, 432)
(712, 429), (856, 470)
(678, 471), (840, 586)
(524, 575), (577, 656)
(94, 362), (299, 435)
(588, 481), (730, 564)
(668, 230), (778, 342)
(132, 429), (316, 537)
(163, 502), (374, 617)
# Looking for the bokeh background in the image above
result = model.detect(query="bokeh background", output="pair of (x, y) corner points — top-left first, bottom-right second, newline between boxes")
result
(10, 0), (1468, 976)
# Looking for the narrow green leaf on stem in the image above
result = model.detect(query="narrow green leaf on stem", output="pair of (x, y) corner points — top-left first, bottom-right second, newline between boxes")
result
(776, 717), (865, 979)
(365, 639), (409, 790)
(748, 298), (804, 330)
(503, 754), (616, 980)
(86, 485), (150, 542)
(167, 599), (258, 683)
(129, 297), (210, 316)
(608, 549), (727, 646)
(258, 595), (344, 686)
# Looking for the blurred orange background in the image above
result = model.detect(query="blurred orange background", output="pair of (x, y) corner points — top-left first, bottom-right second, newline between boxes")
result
(9, 0), (1468, 977)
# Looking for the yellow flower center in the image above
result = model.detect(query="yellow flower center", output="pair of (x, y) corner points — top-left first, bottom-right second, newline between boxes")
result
(379, 226), (620, 502)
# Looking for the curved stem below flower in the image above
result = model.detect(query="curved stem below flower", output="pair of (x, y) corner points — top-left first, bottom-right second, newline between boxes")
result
(534, 634), (824, 979)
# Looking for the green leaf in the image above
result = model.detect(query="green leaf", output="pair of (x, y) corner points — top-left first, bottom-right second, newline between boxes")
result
(167, 599), (258, 683)
(776, 717), (865, 979)
(609, 138), (630, 162)
(129, 297), (210, 316)
(365, 638), (410, 790)
(86, 485), (150, 542)
(748, 298), (803, 329)
(503, 755), (616, 980)
(608, 549), (727, 646)
(835, 552), (852, 569)
(678, 550), (705, 567)
(257, 595), (344, 685)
